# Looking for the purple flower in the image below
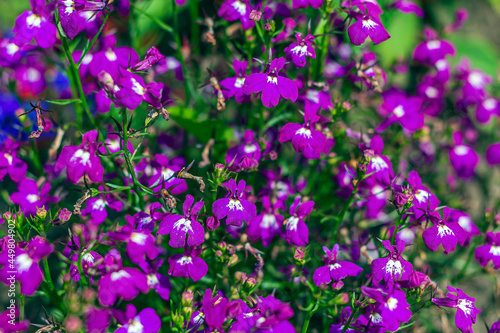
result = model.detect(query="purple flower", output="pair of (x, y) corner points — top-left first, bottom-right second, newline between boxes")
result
(220, 59), (250, 103)
(343, 0), (384, 15)
(139, 259), (172, 300)
(347, 12), (390, 46)
(301, 88), (333, 115)
(114, 70), (164, 110)
(55, 130), (104, 184)
(401, 170), (440, 222)
(285, 196), (313, 246)
(413, 39), (455, 65)
(97, 249), (149, 306)
(86, 307), (110, 333)
(448, 132), (479, 179)
(448, 209), (480, 236)
(82, 186), (124, 225)
(247, 196), (284, 247)
(390, 0), (424, 17)
(0, 236), (53, 295)
(486, 142), (500, 165)
(146, 154), (188, 194)
(475, 97), (500, 124)
(371, 240), (413, 286)
(168, 247), (208, 281)
(292, 0), (323, 9)
(10, 178), (59, 216)
(0, 138), (27, 183)
(329, 307), (355, 333)
(0, 308), (29, 333)
(313, 244), (362, 288)
(13, 0), (57, 48)
(89, 35), (139, 80)
(133, 46), (165, 71)
(201, 288), (233, 330)
(474, 232), (500, 269)
(284, 34), (316, 68)
(218, 0), (255, 30)
(113, 304), (161, 333)
(365, 135), (394, 187)
(422, 207), (468, 254)
(212, 179), (257, 227)
(157, 194), (205, 248)
(376, 89), (424, 132)
(58, 0), (106, 40)
(243, 57), (298, 108)
(279, 112), (327, 160)
(225, 130), (261, 171)
(432, 286), (481, 333)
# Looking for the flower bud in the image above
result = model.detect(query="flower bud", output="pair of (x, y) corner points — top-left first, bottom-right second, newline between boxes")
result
(264, 23), (272, 31)
(294, 248), (305, 265)
(206, 216), (220, 231)
(36, 206), (47, 219)
(182, 291), (193, 306)
(249, 9), (262, 21)
(97, 70), (114, 91)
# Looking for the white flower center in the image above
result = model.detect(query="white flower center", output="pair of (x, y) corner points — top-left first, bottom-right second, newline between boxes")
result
(435, 59), (447, 70)
(414, 189), (430, 203)
(16, 254), (33, 272)
(425, 87), (438, 98)
(267, 76), (278, 85)
(131, 78), (145, 95)
(370, 156), (388, 171)
(295, 127), (312, 138)
(489, 246), (500, 256)
(468, 72), (485, 88)
(244, 144), (258, 153)
(329, 263), (341, 270)
(370, 313), (383, 323)
(6, 43), (19, 55)
(92, 199), (106, 210)
(437, 225), (454, 237)
(385, 259), (403, 276)
(161, 168), (174, 180)
(393, 105), (405, 118)
(111, 270), (131, 281)
(4, 153), (13, 165)
(71, 149), (92, 166)
(131, 232), (148, 245)
(82, 253), (95, 263)
(362, 19), (379, 30)
(26, 14), (42, 28)
(231, 1), (246, 15)
(457, 216), (472, 232)
(128, 318), (144, 333)
(147, 274), (159, 287)
(82, 53), (93, 65)
(454, 145), (469, 156)
(173, 218), (193, 233)
(105, 49), (117, 62)
(457, 299), (473, 316)
(26, 68), (41, 82)
(235, 77), (245, 88)
(306, 90), (320, 104)
(177, 256), (193, 265)
(287, 216), (299, 231)
(260, 214), (277, 229)
(227, 199), (244, 210)
(386, 297), (398, 311)
(427, 40), (441, 50)
(26, 194), (40, 203)
(291, 45), (309, 57)
(483, 98), (497, 110)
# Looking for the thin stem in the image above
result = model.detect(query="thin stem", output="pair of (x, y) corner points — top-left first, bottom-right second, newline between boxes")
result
(172, 1), (192, 107)
(341, 305), (359, 333)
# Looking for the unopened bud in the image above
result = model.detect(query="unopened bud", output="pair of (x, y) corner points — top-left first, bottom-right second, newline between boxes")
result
(206, 216), (220, 231)
(36, 206), (47, 219)
(249, 9), (262, 21)
(182, 291), (193, 306)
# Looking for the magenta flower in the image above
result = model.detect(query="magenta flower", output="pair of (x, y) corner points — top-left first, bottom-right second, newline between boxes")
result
(212, 178), (256, 227)
(247, 196), (284, 247)
(113, 304), (161, 333)
(347, 12), (390, 46)
(343, 0), (384, 15)
(422, 207), (468, 254)
(201, 288), (234, 331)
(432, 286), (481, 333)
(86, 307), (110, 333)
(401, 171), (440, 222)
(292, 0), (323, 9)
(139, 259), (172, 300)
(0, 236), (53, 295)
(301, 89), (333, 115)
(114, 70), (164, 110)
(225, 130), (261, 171)
(97, 249), (149, 306)
(0, 138), (27, 183)
(285, 196), (313, 246)
(365, 135), (394, 186)
(448, 132), (479, 179)
(81, 186), (123, 225)
(220, 59), (250, 103)
(0, 308), (29, 333)
(168, 247), (208, 281)
(376, 89), (424, 132)
(89, 35), (139, 80)
(13, 0), (57, 48)
(371, 240), (413, 286)
(243, 57), (298, 108)
(486, 142), (500, 166)
(313, 244), (362, 289)
(284, 34), (316, 68)
(157, 194), (205, 248)
(413, 39), (455, 65)
(390, 0), (424, 17)
(218, 0), (255, 30)
(58, 0), (106, 40)
(133, 46), (165, 71)
(279, 112), (327, 160)
(475, 97), (500, 124)
(474, 232), (500, 269)
(55, 129), (104, 184)
(10, 178), (59, 216)
(448, 209), (480, 236)
(146, 154), (188, 194)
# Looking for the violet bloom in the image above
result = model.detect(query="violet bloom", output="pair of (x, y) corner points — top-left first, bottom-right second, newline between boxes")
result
(114, 70), (164, 110)
(474, 232), (500, 269)
(285, 196), (313, 246)
(133, 46), (165, 71)
(448, 132), (479, 179)
(301, 89), (333, 115)
(343, 0), (384, 15)
(201, 289), (238, 331)
(55, 129), (104, 184)
(157, 194), (205, 248)
(13, 0), (57, 48)
(89, 35), (139, 80)
(0, 138), (27, 182)
(218, 0), (255, 30)
(371, 240), (413, 286)
(0, 308), (29, 333)
(448, 209), (480, 237)
(376, 89), (424, 132)
(475, 97), (500, 124)
(432, 286), (481, 333)
(225, 130), (261, 171)
(81, 186), (123, 225)
(147, 154), (188, 194)
(348, 11), (390, 46)
(10, 178), (59, 216)
(97, 249), (149, 306)
(0, 37), (33, 67)
(247, 196), (284, 247)
(98, 133), (134, 155)
(113, 304), (161, 333)
(139, 259), (172, 300)
(279, 112), (327, 160)
(390, 0), (424, 17)
(365, 135), (394, 186)
(58, 0), (106, 39)
(357, 178), (388, 219)
(361, 286), (412, 332)
(329, 307), (355, 333)
(86, 307), (110, 333)
(243, 57), (298, 108)
(168, 247), (208, 281)
(486, 142), (500, 166)
(212, 178), (256, 227)
(220, 59), (250, 103)
(413, 39), (455, 65)
(422, 207), (468, 254)
(0, 236), (53, 295)
(292, 0), (323, 9)
(313, 244), (362, 289)
(284, 34), (316, 68)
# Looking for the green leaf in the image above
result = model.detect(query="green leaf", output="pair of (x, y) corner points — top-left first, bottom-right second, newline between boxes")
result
(46, 99), (82, 105)
(448, 34), (499, 75)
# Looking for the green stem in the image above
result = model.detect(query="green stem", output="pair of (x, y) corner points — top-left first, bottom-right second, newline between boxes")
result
(332, 175), (362, 240)
(391, 211), (403, 244)
(341, 305), (359, 333)
(190, 0), (200, 53)
(172, 1), (192, 107)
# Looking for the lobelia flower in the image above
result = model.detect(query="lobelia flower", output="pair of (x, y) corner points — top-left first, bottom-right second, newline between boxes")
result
(201, 288), (242, 331)
(0, 37), (35, 68)
(212, 178), (257, 227)
(432, 286), (481, 333)
(168, 246), (208, 281)
(475, 97), (500, 124)
(89, 35), (140, 80)
(292, 0), (323, 9)
(55, 129), (104, 183)
(329, 307), (355, 333)
(98, 133), (134, 155)
(284, 33), (316, 68)
(81, 185), (123, 225)
(390, 0), (424, 17)
(448, 131), (479, 179)
(0, 236), (53, 295)
(361, 285), (412, 332)
(285, 196), (313, 246)
(474, 231), (500, 269)
(133, 46), (165, 71)
(217, 0), (255, 30)
(14, 58), (47, 99)
(413, 39), (455, 65)
(247, 196), (284, 247)
(313, 244), (363, 289)
(0, 138), (27, 182)
(279, 111), (327, 160)
(300, 88), (333, 115)
(146, 154), (188, 194)
(139, 259), (172, 300)
(347, 11), (390, 46)
(10, 178), (59, 216)
(422, 207), (468, 254)
(157, 194), (205, 248)
(243, 57), (298, 108)
(343, 0), (384, 15)
(448, 209), (480, 237)
(113, 304), (161, 333)
(376, 89), (424, 132)
(97, 249), (149, 306)
(58, 0), (106, 40)
(445, 8), (469, 34)
(220, 59), (250, 103)
(225, 129), (261, 171)
(486, 142), (500, 166)
(371, 240), (413, 286)
(357, 178), (388, 219)
(0, 308), (29, 333)
(86, 307), (110, 333)
(13, 0), (57, 48)
(365, 135), (394, 187)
